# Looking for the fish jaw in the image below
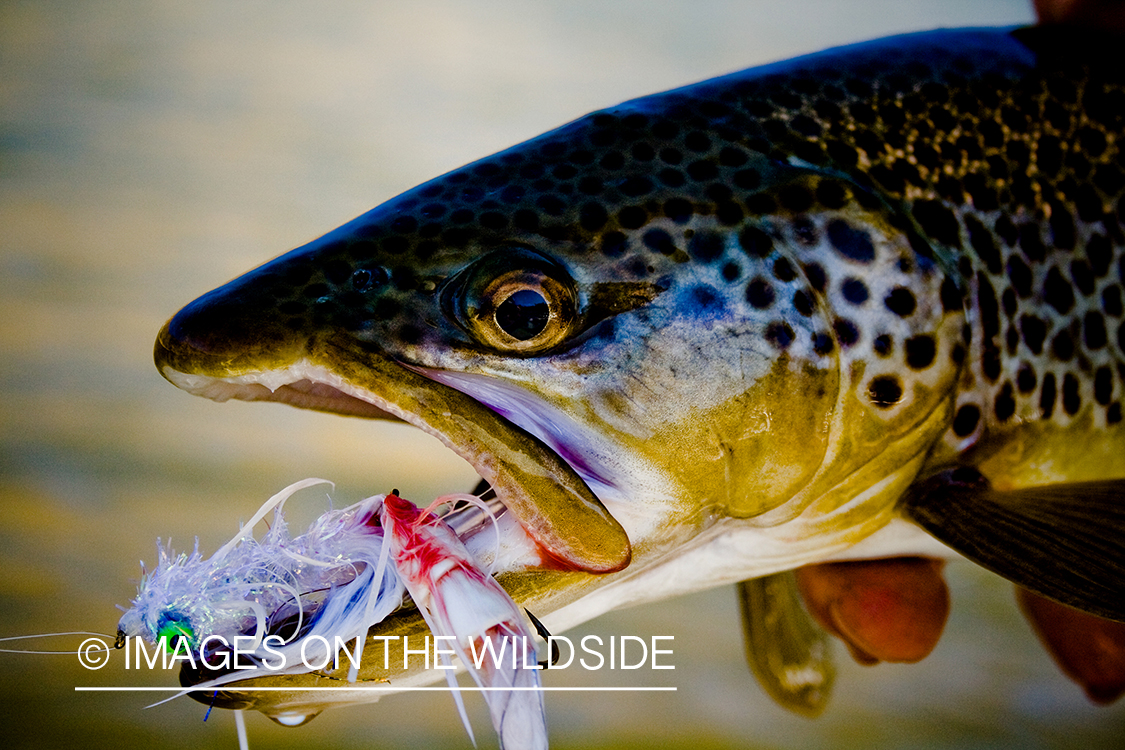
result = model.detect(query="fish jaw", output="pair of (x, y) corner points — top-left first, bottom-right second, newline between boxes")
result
(157, 332), (631, 575)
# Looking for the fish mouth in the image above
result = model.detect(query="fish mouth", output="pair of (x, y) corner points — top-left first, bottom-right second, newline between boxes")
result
(154, 325), (632, 577)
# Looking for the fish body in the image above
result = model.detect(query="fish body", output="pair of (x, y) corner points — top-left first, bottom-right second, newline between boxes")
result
(153, 26), (1125, 713)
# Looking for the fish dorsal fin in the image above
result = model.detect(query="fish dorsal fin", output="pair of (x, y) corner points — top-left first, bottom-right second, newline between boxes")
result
(902, 468), (1125, 622)
(736, 572), (835, 717)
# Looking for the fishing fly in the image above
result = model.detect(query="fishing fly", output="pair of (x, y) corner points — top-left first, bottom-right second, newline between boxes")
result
(111, 478), (547, 748)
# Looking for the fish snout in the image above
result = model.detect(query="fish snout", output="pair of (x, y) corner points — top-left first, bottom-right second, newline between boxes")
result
(155, 254), (330, 381)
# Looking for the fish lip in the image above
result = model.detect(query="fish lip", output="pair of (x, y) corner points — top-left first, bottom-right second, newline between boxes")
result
(155, 325), (632, 575)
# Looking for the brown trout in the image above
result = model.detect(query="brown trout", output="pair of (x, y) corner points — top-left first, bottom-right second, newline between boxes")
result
(153, 26), (1125, 718)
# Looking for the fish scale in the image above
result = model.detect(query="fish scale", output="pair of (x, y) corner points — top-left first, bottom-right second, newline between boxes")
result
(153, 24), (1125, 715)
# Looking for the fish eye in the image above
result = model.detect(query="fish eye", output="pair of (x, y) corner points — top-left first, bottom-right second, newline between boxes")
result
(496, 288), (550, 341)
(442, 248), (578, 354)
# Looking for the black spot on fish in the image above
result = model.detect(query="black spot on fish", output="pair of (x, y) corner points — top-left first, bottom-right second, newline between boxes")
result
(718, 147), (748, 167)
(1095, 366), (1114, 405)
(905, 335), (936, 370)
(793, 289), (815, 316)
(1071, 260), (1095, 297)
(772, 257), (797, 282)
(994, 381), (1016, 422)
(580, 203), (608, 232)
(802, 263), (826, 293)
(1062, 373), (1081, 416)
(977, 273), (1000, 341)
(663, 198), (694, 224)
(659, 147), (683, 165)
(691, 285), (722, 311)
(479, 211), (507, 230)
(303, 282), (330, 299)
(1052, 329), (1075, 362)
(450, 208), (474, 224)
(1019, 314), (1048, 355)
(688, 230), (724, 262)
(874, 334), (893, 356)
(513, 209), (539, 231)
(868, 376), (903, 408)
(826, 219), (875, 262)
(685, 131), (711, 153)
(833, 318), (859, 348)
(657, 168), (686, 187)
(792, 217), (818, 246)
(869, 165), (905, 194)
(733, 169), (761, 190)
(618, 206), (647, 230)
(1109, 403), (1123, 424)
(813, 331), (834, 356)
(1049, 205), (1076, 251)
(687, 161), (719, 182)
(1037, 136), (1064, 176)
(705, 184), (733, 203)
(643, 229), (677, 256)
(1040, 372), (1057, 418)
(577, 176), (604, 195)
(765, 321), (795, 350)
(716, 201), (744, 226)
(994, 215), (1018, 246)
(826, 140), (861, 168)
(722, 262), (741, 282)
(501, 185), (526, 204)
(631, 143), (655, 162)
(1074, 184), (1103, 222)
(600, 231), (628, 257)
(738, 226), (773, 258)
(1017, 363), (1037, 393)
(884, 287), (916, 317)
(952, 403), (981, 436)
(1007, 256), (1033, 298)
(381, 236), (410, 255)
(983, 342), (1002, 383)
(390, 216), (417, 233)
(778, 185), (815, 213)
(601, 151), (626, 170)
(1104, 286), (1123, 317)
(1085, 311), (1108, 350)
(747, 193), (774, 213)
(537, 195), (566, 216)
(815, 180), (848, 209)
(842, 278), (869, 305)
(746, 278), (775, 309)
(941, 277), (962, 313)
(1016, 224), (1046, 264)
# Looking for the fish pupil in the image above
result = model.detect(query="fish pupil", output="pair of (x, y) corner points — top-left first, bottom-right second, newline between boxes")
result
(495, 289), (550, 340)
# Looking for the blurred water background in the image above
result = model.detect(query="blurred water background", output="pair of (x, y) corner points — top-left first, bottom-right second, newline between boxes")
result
(2, 1), (1123, 747)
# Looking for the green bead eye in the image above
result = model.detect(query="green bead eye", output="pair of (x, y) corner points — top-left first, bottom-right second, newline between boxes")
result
(156, 616), (194, 652)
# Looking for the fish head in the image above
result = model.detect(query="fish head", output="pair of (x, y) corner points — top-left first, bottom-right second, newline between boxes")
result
(155, 93), (967, 713)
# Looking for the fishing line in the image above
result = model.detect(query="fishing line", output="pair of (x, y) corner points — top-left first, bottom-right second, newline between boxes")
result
(0, 631), (119, 654)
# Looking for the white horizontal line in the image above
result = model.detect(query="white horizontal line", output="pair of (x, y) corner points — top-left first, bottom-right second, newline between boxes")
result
(76, 686), (676, 692)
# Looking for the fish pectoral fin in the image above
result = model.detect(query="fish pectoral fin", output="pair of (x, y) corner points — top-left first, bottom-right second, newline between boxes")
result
(902, 468), (1125, 623)
(736, 572), (835, 718)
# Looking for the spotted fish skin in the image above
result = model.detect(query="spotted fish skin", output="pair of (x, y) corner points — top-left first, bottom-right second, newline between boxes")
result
(157, 26), (1125, 700)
